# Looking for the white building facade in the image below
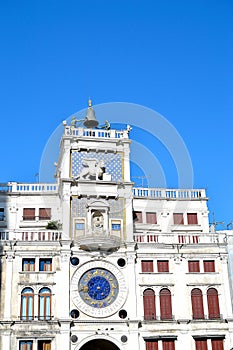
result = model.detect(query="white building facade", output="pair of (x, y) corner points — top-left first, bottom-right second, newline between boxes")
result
(0, 103), (233, 350)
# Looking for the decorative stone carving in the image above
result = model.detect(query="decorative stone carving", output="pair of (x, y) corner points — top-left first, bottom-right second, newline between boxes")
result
(92, 211), (104, 235)
(76, 158), (105, 181)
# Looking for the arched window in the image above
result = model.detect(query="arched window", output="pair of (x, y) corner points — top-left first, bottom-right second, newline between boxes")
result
(143, 289), (156, 320)
(191, 288), (204, 319)
(38, 288), (52, 320)
(160, 288), (172, 320)
(21, 288), (34, 320)
(207, 288), (220, 319)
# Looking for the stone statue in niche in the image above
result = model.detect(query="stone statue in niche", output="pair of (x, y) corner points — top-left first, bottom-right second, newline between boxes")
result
(92, 211), (104, 235)
(76, 158), (105, 181)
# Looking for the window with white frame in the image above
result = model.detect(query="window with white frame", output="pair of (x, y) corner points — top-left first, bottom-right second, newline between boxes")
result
(38, 288), (52, 320)
(74, 219), (85, 237)
(19, 340), (33, 350)
(111, 220), (121, 236)
(20, 288), (34, 320)
(39, 258), (52, 272)
(22, 258), (35, 272)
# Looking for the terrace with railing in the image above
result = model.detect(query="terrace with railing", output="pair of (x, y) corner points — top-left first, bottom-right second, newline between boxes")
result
(133, 188), (206, 199)
(64, 125), (130, 139)
(0, 183), (58, 193)
(0, 230), (226, 245)
(134, 232), (226, 245)
(0, 183), (206, 199)
(0, 230), (62, 241)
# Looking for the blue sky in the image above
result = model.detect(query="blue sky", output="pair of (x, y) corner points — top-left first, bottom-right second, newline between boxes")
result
(0, 0), (233, 228)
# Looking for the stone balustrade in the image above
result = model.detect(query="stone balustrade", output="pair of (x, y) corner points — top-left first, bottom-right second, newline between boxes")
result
(0, 183), (58, 193)
(64, 126), (129, 139)
(0, 183), (206, 199)
(133, 188), (206, 199)
(134, 232), (226, 244)
(0, 230), (62, 241)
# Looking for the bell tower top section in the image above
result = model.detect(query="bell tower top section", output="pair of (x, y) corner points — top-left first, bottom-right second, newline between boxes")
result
(56, 101), (132, 183)
(55, 101), (134, 249)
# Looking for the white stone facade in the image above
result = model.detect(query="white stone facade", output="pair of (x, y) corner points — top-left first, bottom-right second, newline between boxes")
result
(0, 111), (233, 350)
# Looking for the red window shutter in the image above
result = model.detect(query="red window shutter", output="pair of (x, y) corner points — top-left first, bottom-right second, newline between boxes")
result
(203, 260), (215, 272)
(157, 260), (169, 272)
(191, 289), (204, 319)
(134, 211), (142, 223)
(173, 213), (184, 225)
(146, 341), (158, 350)
(39, 208), (51, 220)
(143, 289), (156, 320)
(211, 339), (224, 350)
(146, 212), (157, 224)
(187, 213), (198, 224)
(142, 260), (154, 272)
(207, 288), (220, 319)
(188, 261), (200, 272)
(160, 288), (172, 320)
(23, 208), (35, 220)
(195, 339), (208, 350)
(162, 340), (175, 350)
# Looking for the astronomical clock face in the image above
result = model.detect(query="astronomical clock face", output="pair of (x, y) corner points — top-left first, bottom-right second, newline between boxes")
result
(79, 268), (118, 308)
(71, 261), (127, 318)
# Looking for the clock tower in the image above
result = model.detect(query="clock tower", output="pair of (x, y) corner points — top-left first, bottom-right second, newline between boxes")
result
(55, 100), (137, 348)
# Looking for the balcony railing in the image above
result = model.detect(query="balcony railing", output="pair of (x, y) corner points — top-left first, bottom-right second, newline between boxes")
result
(0, 183), (206, 199)
(0, 183), (58, 193)
(0, 230), (62, 241)
(133, 188), (206, 199)
(64, 126), (129, 139)
(134, 232), (226, 244)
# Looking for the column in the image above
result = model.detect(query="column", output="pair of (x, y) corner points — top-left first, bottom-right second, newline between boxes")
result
(55, 246), (71, 321)
(156, 289), (160, 319)
(4, 252), (14, 320)
(62, 182), (71, 239)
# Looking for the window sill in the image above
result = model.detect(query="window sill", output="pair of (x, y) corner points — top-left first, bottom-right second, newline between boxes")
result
(19, 271), (55, 274)
(171, 225), (202, 232)
(140, 272), (172, 274)
(186, 272), (218, 274)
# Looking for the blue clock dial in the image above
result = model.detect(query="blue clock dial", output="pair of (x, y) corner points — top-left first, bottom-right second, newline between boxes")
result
(88, 276), (110, 300)
(78, 268), (118, 308)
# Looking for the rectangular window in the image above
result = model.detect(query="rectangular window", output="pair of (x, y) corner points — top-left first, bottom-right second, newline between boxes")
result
(146, 341), (158, 350)
(211, 338), (224, 350)
(0, 208), (4, 221)
(162, 340), (175, 350)
(187, 213), (198, 224)
(23, 208), (35, 221)
(39, 259), (52, 272)
(75, 222), (85, 230)
(22, 258), (35, 272)
(74, 219), (85, 237)
(204, 260), (215, 272)
(112, 222), (121, 231)
(195, 339), (207, 350)
(157, 260), (169, 272)
(188, 261), (200, 272)
(38, 340), (51, 350)
(134, 211), (142, 223)
(146, 212), (157, 224)
(141, 260), (154, 272)
(173, 213), (184, 225)
(39, 208), (51, 220)
(19, 340), (33, 350)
